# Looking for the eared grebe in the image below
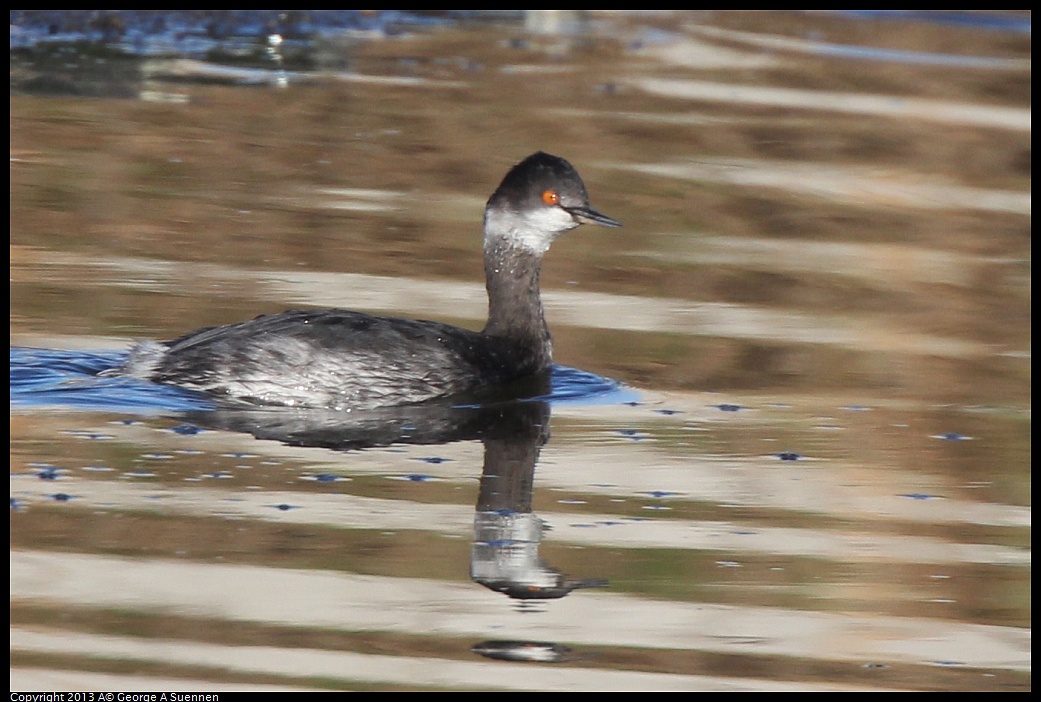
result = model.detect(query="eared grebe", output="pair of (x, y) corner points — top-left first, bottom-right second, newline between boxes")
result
(118, 152), (620, 409)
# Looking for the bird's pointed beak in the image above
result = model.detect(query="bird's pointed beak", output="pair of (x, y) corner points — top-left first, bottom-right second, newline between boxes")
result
(566, 205), (621, 228)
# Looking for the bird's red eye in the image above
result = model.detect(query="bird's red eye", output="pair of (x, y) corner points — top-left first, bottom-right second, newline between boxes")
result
(541, 189), (560, 206)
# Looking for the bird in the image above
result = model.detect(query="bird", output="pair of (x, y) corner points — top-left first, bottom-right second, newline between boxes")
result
(116, 151), (620, 410)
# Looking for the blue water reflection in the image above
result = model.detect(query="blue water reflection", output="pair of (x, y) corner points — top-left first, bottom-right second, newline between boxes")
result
(10, 347), (213, 412)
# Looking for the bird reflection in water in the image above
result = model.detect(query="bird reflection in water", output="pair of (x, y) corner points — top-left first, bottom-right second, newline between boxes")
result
(183, 382), (608, 602)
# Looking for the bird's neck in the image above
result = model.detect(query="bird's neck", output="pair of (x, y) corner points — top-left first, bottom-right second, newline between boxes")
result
(481, 237), (552, 365)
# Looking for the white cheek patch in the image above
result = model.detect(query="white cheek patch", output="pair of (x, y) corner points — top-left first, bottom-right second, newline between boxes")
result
(486, 207), (578, 255)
